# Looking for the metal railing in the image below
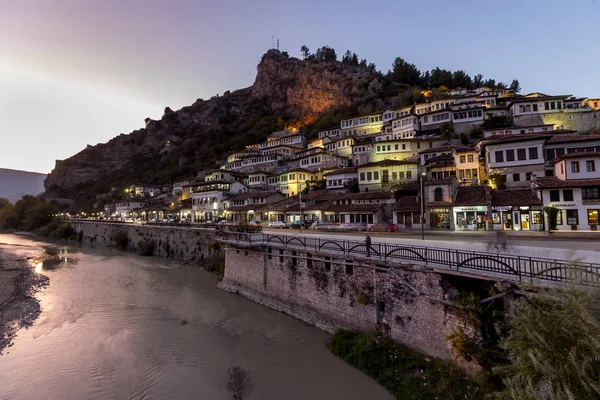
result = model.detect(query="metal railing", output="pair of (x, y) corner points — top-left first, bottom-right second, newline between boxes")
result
(217, 232), (600, 287)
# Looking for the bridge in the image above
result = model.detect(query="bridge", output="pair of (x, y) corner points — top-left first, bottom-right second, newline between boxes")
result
(217, 231), (600, 287)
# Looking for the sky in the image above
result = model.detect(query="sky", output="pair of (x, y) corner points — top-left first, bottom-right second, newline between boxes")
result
(1, 0), (599, 174)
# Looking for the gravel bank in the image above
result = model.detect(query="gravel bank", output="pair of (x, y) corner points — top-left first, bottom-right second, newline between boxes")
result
(0, 243), (50, 354)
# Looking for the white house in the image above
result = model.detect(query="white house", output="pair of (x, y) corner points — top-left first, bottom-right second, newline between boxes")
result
(324, 167), (358, 190)
(483, 134), (550, 187)
(357, 159), (418, 191)
(325, 137), (354, 158)
(114, 201), (145, 218)
(508, 93), (569, 117)
(340, 113), (383, 136)
(191, 181), (247, 222)
(533, 152), (600, 231)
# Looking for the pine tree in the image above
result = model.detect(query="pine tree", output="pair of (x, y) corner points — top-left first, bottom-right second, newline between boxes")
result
(509, 79), (521, 94)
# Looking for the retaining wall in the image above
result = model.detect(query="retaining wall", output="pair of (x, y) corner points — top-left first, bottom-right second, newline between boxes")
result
(71, 221), (217, 261)
(219, 245), (472, 360)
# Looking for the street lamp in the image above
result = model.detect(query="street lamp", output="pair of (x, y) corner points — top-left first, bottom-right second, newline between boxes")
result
(420, 172), (427, 241)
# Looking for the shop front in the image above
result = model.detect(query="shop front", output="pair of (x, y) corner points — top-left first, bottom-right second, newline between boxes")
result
(491, 206), (543, 231)
(453, 206), (489, 231)
(429, 207), (451, 230)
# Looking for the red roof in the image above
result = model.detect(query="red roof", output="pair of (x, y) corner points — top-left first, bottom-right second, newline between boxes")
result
(392, 196), (421, 212)
(552, 152), (600, 163)
(491, 189), (541, 206)
(419, 145), (475, 154)
(454, 186), (491, 205)
(227, 191), (283, 201)
(533, 177), (600, 188)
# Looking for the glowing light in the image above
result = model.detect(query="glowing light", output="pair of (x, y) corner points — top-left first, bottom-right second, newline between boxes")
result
(35, 262), (43, 274)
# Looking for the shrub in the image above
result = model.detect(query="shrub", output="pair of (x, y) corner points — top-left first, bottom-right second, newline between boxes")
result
(328, 328), (492, 399)
(137, 239), (155, 256)
(112, 230), (129, 250)
(544, 206), (559, 231)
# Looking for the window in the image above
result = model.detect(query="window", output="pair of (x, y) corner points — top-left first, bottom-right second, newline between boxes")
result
(566, 210), (578, 225)
(587, 160), (596, 172)
(582, 187), (600, 200)
(526, 172), (532, 181)
(562, 190), (574, 201)
(367, 172), (372, 181)
(472, 168), (478, 177)
(395, 144), (398, 150)
(571, 161), (580, 173)
(406, 171), (412, 179)
(434, 188), (443, 202)
(556, 210), (563, 225)
(513, 173), (521, 182)
(423, 116), (428, 123)
(373, 171), (379, 180)
(459, 170), (465, 179)
(412, 212), (420, 224)
(533, 104), (538, 112)
(528, 147), (538, 159)
(392, 172), (397, 181)
(517, 149), (526, 160)
(398, 172), (405, 180)
(545, 101), (549, 110)
(467, 154), (474, 163)
(506, 150), (515, 162)
(460, 155), (466, 163)
(360, 172), (365, 181)
(495, 151), (504, 163)
(377, 146), (381, 152)
(588, 210), (600, 225)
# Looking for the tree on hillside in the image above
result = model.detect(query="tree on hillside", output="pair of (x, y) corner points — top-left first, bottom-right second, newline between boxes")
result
(497, 81), (507, 89)
(509, 79), (521, 93)
(390, 57), (421, 86)
(314, 46), (337, 61)
(429, 67), (453, 88)
(341, 50), (359, 66)
(473, 73), (484, 88)
(300, 45), (311, 60)
(452, 70), (472, 89)
(483, 78), (496, 88)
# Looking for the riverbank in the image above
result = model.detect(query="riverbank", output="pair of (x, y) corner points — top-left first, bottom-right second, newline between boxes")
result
(0, 240), (50, 354)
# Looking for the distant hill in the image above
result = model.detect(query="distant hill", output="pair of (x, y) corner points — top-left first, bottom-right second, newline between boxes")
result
(0, 168), (46, 203)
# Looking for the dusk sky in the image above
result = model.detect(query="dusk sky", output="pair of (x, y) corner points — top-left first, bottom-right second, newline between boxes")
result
(1, 0), (599, 174)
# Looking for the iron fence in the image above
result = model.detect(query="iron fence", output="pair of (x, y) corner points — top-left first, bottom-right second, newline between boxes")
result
(218, 231), (600, 287)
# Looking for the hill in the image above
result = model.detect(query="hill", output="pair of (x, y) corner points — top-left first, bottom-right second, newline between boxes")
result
(44, 48), (511, 208)
(0, 168), (46, 203)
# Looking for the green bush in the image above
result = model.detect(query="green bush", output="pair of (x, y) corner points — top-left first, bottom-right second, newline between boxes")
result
(544, 206), (559, 231)
(137, 239), (155, 256)
(37, 219), (77, 240)
(328, 329), (492, 399)
(112, 231), (129, 250)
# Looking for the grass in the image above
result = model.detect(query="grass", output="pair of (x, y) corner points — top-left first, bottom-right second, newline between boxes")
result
(328, 329), (494, 400)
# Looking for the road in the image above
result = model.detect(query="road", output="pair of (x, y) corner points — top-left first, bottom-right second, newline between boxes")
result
(262, 228), (600, 252)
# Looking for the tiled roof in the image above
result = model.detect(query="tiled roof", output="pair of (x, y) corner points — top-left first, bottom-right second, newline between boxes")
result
(425, 154), (455, 168)
(323, 167), (358, 176)
(533, 177), (600, 188)
(392, 196), (421, 212)
(454, 186), (491, 205)
(345, 191), (394, 200)
(491, 189), (541, 206)
(420, 145), (475, 154)
(358, 159), (417, 169)
(482, 133), (553, 146)
(546, 133), (600, 143)
(552, 152), (600, 163)
(227, 190), (282, 201)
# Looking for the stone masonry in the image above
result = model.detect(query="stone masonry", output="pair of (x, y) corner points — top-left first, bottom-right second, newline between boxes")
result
(219, 244), (472, 360)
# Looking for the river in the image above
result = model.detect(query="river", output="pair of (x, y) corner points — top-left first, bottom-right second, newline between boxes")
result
(0, 234), (392, 400)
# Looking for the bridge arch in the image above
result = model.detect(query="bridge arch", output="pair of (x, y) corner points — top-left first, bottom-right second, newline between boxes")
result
(266, 235), (284, 245)
(348, 244), (380, 257)
(286, 237), (306, 247)
(457, 256), (520, 277)
(318, 241), (344, 252)
(385, 247), (426, 262)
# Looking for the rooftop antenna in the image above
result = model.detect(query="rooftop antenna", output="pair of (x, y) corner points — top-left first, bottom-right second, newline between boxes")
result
(277, 39), (279, 50)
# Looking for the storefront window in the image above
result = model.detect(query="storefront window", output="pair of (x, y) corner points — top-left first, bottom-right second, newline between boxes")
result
(502, 212), (513, 230)
(556, 210), (563, 225)
(588, 209), (599, 225)
(531, 211), (542, 225)
(492, 212), (501, 224)
(566, 209), (579, 225)
(430, 208), (450, 229)
(397, 213), (404, 224)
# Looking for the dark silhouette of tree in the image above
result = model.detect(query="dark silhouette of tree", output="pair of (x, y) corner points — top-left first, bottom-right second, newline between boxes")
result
(452, 70), (472, 89)
(300, 45), (310, 60)
(509, 79), (521, 93)
(497, 81), (507, 89)
(359, 58), (367, 67)
(341, 50), (359, 66)
(390, 57), (421, 86)
(429, 67), (453, 88)
(315, 46), (337, 61)
(473, 74), (484, 88)
(483, 78), (496, 88)
(420, 71), (431, 88)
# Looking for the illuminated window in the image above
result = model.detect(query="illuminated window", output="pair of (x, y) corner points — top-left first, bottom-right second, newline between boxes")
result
(588, 210), (600, 225)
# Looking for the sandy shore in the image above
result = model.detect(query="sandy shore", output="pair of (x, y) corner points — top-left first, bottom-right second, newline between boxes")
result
(0, 242), (50, 354)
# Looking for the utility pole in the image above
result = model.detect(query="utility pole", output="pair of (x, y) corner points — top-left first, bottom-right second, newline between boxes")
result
(299, 182), (303, 225)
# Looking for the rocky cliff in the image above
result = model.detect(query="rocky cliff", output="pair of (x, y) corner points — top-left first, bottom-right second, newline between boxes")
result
(45, 50), (381, 200)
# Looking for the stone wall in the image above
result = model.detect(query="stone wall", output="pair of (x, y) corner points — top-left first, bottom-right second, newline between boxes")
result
(71, 221), (217, 261)
(219, 245), (470, 360)
(513, 110), (600, 132)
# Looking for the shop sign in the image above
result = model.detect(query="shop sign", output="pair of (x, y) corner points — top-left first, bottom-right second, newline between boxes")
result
(519, 206), (530, 210)
(454, 206), (488, 212)
(549, 203), (576, 208)
(492, 206), (512, 212)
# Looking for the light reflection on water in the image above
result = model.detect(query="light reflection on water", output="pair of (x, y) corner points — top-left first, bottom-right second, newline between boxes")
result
(0, 234), (392, 400)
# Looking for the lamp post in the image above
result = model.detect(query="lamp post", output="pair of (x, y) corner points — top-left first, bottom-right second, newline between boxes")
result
(420, 172), (426, 241)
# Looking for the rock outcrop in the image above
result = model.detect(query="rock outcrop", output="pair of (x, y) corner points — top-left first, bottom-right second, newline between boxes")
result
(45, 50), (381, 197)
